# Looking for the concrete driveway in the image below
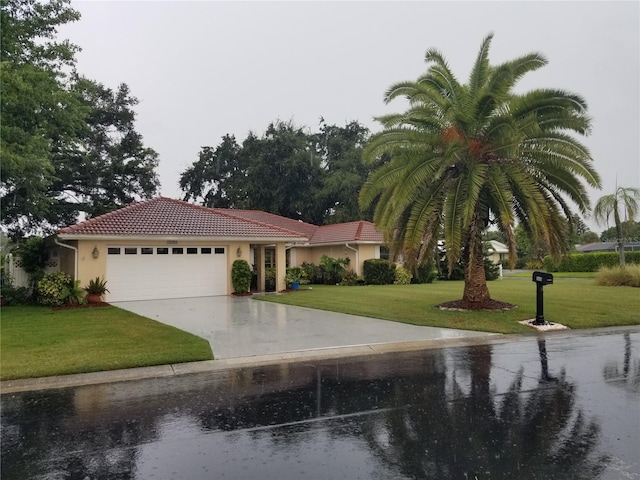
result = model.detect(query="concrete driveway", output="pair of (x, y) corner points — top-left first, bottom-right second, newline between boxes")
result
(112, 295), (498, 359)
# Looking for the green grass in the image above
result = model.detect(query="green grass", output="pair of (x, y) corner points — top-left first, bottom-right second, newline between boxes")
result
(256, 278), (639, 334)
(1, 306), (213, 381)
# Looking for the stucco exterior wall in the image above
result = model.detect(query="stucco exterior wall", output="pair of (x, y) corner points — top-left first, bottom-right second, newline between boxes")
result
(291, 244), (380, 275)
(72, 239), (278, 295)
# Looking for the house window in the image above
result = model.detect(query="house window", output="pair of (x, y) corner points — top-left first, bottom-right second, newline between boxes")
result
(214, 247), (225, 254)
(201, 248), (212, 254)
(380, 246), (390, 260)
(141, 247), (153, 255)
(172, 247), (183, 254)
(187, 247), (198, 254)
(124, 247), (137, 255)
(108, 247), (121, 255)
(157, 248), (169, 255)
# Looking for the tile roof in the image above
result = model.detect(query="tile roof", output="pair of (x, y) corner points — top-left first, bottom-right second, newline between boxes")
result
(57, 197), (384, 244)
(220, 209), (320, 239)
(57, 197), (308, 239)
(309, 221), (383, 244)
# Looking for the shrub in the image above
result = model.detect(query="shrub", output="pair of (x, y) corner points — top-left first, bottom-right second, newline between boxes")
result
(340, 269), (358, 286)
(484, 259), (500, 281)
(412, 262), (437, 284)
(543, 251), (640, 272)
(301, 262), (323, 284)
(320, 255), (349, 285)
(394, 266), (413, 285)
(363, 259), (396, 285)
(595, 265), (640, 287)
(231, 260), (252, 293)
(526, 260), (543, 270)
(0, 279), (31, 305)
(36, 272), (73, 306)
(17, 236), (50, 290)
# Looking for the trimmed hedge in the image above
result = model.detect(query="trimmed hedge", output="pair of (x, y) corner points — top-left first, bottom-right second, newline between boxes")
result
(542, 251), (640, 272)
(231, 259), (252, 293)
(363, 259), (396, 285)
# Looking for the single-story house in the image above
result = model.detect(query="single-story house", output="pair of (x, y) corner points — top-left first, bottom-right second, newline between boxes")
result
(55, 197), (385, 302)
(575, 242), (640, 253)
(485, 240), (509, 265)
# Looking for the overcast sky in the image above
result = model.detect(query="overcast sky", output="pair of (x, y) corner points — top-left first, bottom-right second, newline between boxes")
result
(60, 1), (639, 232)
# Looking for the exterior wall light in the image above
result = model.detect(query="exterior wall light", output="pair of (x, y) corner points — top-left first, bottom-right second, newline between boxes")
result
(92, 246), (99, 259)
(236, 247), (242, 258)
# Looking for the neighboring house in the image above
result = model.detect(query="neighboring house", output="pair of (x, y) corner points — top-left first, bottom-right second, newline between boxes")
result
(55, 197), (384, 302)
(575, 242), (640, 253)
(485, 240), (509, 265)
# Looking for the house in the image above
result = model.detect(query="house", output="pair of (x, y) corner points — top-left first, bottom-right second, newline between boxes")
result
(485, 240), (509, 265)
(575, 242), (640, 253)
(55, 197), (385, 302)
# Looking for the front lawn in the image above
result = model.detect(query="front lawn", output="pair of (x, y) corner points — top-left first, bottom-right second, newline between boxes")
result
(256, 278), (639, 334)
(1, 306), (213, 381)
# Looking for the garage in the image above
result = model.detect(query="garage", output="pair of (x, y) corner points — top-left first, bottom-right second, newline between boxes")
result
(105, 245), (227, 302)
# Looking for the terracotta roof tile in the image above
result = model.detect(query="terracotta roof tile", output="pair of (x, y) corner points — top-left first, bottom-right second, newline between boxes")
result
(309, 221), (383, 244)
(219, 209), (319, 238)
(58, 197), (308, 239)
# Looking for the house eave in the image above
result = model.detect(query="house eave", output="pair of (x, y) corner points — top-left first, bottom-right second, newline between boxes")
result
(291, 240), (384, 248)
(57, 234), (308, 243)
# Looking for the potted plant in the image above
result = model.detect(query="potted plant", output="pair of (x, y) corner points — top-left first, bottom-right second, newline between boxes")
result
(83, 276), (109, 304)
(285, 267), (304, 290)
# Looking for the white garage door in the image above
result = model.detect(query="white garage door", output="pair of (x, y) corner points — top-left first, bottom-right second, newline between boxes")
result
(105, 246), (227, 301)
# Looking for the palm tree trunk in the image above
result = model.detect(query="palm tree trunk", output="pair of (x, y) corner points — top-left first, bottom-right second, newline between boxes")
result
(614, 206), (626, 267)
(462, 239), (491, 304)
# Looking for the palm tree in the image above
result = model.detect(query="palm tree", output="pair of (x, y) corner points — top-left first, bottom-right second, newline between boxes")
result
(359, 34), (601, 307)
(593, 186), (640, 267)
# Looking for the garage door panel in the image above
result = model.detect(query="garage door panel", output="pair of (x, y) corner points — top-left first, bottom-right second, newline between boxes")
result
(105, 246), (227, 301)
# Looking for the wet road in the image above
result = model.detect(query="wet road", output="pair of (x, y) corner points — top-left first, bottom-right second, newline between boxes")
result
(2, 328), (639, 479)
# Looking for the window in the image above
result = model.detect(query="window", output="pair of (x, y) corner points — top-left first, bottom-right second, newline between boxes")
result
(187, 247), (198, 254)
(157, 248), (169, 255)
(108, 247), (121, 255)
(124, 247), (137, 255)
(141, 247), (153, 255)
(380, 246), (390, 260)
(214, 247), (225, 254)
(172, 247), (183, 254)
(201, 247), (212, 254)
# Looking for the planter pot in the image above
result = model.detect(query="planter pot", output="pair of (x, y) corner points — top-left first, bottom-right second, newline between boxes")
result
(86, 293), (103, 304)
(291, 281), (300, 290)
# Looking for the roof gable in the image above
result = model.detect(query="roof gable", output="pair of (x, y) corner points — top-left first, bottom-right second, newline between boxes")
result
(58, 197), (308, 240)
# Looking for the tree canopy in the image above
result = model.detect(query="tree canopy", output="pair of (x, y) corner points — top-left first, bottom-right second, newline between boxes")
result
(359, 34), (601, 307)
(180, 119), (375, 225)
(1, 0), (159, 237)
(594, 187), (640, 266)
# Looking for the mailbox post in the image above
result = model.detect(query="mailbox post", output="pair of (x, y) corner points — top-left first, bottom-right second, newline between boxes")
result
(532, 271), (553, 325)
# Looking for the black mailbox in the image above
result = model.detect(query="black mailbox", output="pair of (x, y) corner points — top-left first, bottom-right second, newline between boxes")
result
(532, 271), (553, 285)
(532, 271), (553, 325)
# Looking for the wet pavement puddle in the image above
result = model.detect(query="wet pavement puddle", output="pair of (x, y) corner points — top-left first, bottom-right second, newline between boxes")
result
(2, 329), (638, 479)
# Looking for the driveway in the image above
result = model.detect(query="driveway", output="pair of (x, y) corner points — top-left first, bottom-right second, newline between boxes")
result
(112, 295), (498, 358)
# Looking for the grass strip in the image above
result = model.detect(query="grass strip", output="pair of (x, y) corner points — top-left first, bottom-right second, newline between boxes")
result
(1, 306), (213, 381)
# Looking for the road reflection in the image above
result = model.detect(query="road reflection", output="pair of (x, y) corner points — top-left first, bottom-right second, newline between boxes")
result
(2, 331), (638, 479)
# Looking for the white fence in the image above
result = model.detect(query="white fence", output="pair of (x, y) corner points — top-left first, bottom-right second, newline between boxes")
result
(3, 253), (60, 288)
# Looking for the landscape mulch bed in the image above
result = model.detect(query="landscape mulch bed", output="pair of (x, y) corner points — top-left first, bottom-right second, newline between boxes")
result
(437, 298), (516, 311)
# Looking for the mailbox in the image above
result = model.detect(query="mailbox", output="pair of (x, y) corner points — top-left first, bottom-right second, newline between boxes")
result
(532, 271), (553, 285)
(532, 271), (553, 325)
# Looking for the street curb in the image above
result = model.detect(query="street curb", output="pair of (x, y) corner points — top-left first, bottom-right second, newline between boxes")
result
(2, 326), (638, 395)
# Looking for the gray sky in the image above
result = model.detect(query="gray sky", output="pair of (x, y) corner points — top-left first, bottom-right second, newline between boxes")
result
(61, 1), (639, 232)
